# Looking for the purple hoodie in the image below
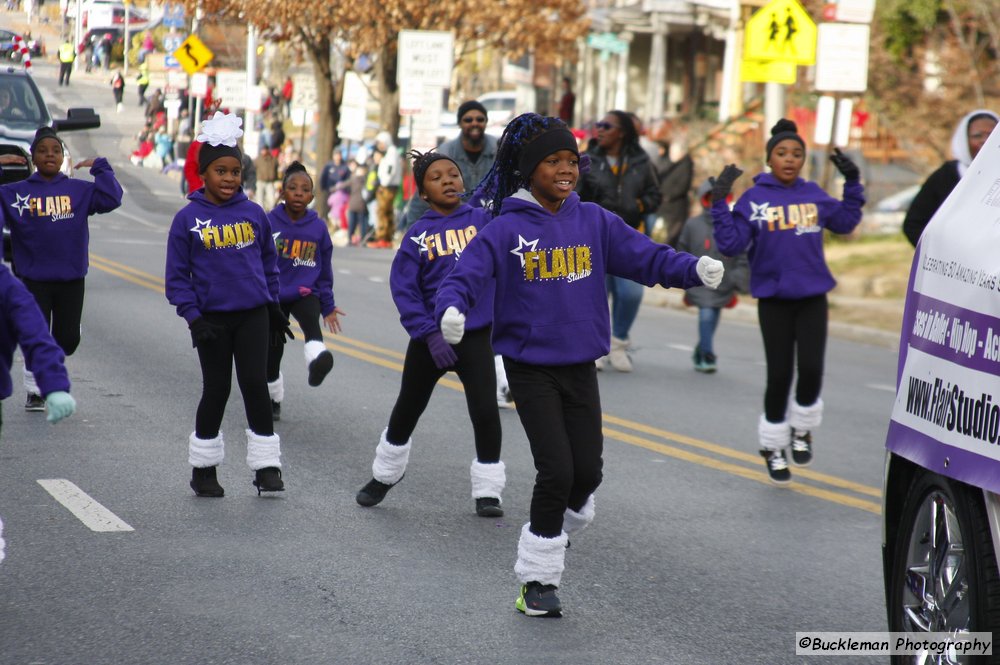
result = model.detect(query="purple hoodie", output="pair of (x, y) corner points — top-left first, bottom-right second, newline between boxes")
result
(267, 204), (336, 316)
(0, 263), (69, 399)
(711, 172), (864, 299)
(391, 204), (494, 341)
(0, 158), (123, 281)
(165, 190), (279, 324)
(435, 192), (702, 365)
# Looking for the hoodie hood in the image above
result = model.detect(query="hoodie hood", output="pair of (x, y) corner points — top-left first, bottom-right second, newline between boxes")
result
(187, 188), (249, 208)
(951, 109), (1000, 175)
(498, 190), (581, 220)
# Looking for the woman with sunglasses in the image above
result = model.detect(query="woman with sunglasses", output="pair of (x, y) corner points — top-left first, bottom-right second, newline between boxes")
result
(576, 110), (662, 372)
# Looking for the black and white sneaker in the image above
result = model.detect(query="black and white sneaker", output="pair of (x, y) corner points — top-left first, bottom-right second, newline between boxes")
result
(791, 430), (813, 466)
(760, 448), (792, 484)
(307, 350), (334, 387)
(516, 581), (562, 617)
(497, 387), (515, 409)
(25, 393), (45, 412)
(356, 476), (401, 507)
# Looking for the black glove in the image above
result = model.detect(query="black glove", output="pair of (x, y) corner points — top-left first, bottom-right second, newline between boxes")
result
(830, 148), (860, 182)
(267, 302), (294, 345)
(189, 317), (223, 347)
(711, 164), (743, 203)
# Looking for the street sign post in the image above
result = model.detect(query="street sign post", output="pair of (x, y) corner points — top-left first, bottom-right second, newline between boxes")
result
(396, 30), (453, 117)
(173, 35), (213, 75)
(744, 0), (817, 65)
(815, 22), (870, 93)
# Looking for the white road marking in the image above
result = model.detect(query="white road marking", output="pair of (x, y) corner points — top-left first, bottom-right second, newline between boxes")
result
(866, 383), (896, 393)
(368, 276), (385, 283)
(37, 479), (134, 533)
(110, 207), (162, 230)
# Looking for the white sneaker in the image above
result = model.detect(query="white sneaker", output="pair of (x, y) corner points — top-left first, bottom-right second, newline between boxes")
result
(608, 337), (633, 372)
(595, 355), (607, 371)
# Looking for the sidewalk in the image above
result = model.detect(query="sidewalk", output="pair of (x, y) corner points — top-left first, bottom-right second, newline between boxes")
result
(643, 286), (902, 351)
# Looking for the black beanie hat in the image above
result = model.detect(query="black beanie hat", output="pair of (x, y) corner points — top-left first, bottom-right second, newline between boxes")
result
(198, 142), (243, 173)
(766, 118), (805, 160)
(30, 126), (61, 152)
(456, 100), (488, 125)
(517, 123), (579, 179)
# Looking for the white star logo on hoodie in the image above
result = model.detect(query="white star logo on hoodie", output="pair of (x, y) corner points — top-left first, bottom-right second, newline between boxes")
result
(190, 217), (212, 241)
(749, 201), (770, 226)
(509, 235), (538, 267)
(10, 193), (31, 216)
(410, 230), (429, 254)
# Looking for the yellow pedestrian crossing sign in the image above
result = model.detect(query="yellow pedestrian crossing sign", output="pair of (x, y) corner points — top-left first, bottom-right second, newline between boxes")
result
(173, 35), (214, 75)
(744, 0), (816, 66)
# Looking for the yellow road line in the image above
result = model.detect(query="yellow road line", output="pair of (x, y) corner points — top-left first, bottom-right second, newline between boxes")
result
(604, 427), (881, 514)
(88, 253), (882, 513)
(602, 413), (882, 499)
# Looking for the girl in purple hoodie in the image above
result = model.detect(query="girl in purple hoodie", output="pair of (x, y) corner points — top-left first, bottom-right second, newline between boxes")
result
(0, 127), (122, 411)
(355, 150), (505, 518)
(165, 112), (292, 499)
(434, 114), (723, 618)
(264, 162), (343, 422)
(710, 118), (865, 485)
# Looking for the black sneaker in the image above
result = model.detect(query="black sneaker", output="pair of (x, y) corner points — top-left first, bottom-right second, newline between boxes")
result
(271, 400), (281, 422)
(791, 430), (813, 466)
(760, 448), (791, 484)
(25, 393), (45, 412)
(356, 476), (401, 507)
(515, 581), (562, 617)
(190, 466), (225, 498)
(701, 352), (717, 373)
(253, 467), (285, 495)
(475, 497), (503, 517)
(307, 350), (334, 387)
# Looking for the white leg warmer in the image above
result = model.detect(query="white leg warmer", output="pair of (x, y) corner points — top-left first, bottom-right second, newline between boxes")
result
(563, 494), (596, 535)
(304, 340), (327, 365)
(371, 428), (411, 484)
(23, 367), (38, 395)
(246, 429), (281, 470)
(470, 459), (506, 500)
(514, 523), (568, 587)
(788, 398), (823, 431)
(758, 415), (791, 451)
(188, 432), (224, 468)
(267, 373), (284, 403)
(494, 354), (508, 391)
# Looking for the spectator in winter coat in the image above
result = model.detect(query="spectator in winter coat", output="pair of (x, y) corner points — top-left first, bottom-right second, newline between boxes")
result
(676, 179), (749, 373)
(576, 109), (662, 373)
(902, 109), (998, 246)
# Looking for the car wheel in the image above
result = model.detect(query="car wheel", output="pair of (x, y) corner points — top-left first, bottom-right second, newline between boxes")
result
(888, 470), (1000, 663)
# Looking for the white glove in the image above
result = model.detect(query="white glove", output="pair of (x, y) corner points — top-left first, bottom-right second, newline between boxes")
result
(441, 306), (466, 344)
(696, 256), (724, 290)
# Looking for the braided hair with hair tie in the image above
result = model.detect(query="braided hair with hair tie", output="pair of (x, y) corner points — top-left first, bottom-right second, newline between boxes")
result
(406, 149), (460, 194)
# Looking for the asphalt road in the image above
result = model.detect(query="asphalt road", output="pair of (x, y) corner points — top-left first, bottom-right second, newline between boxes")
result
(0, 62), (895, 665)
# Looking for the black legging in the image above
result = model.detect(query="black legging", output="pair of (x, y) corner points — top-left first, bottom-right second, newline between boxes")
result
(194, 306), (273, 438)
(266, 295), (324, 382)
(22, 278), (85, 356)
(504, 359), (603, 538)
(757, 294), (827, 423)
(386, 326), (501, 464)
